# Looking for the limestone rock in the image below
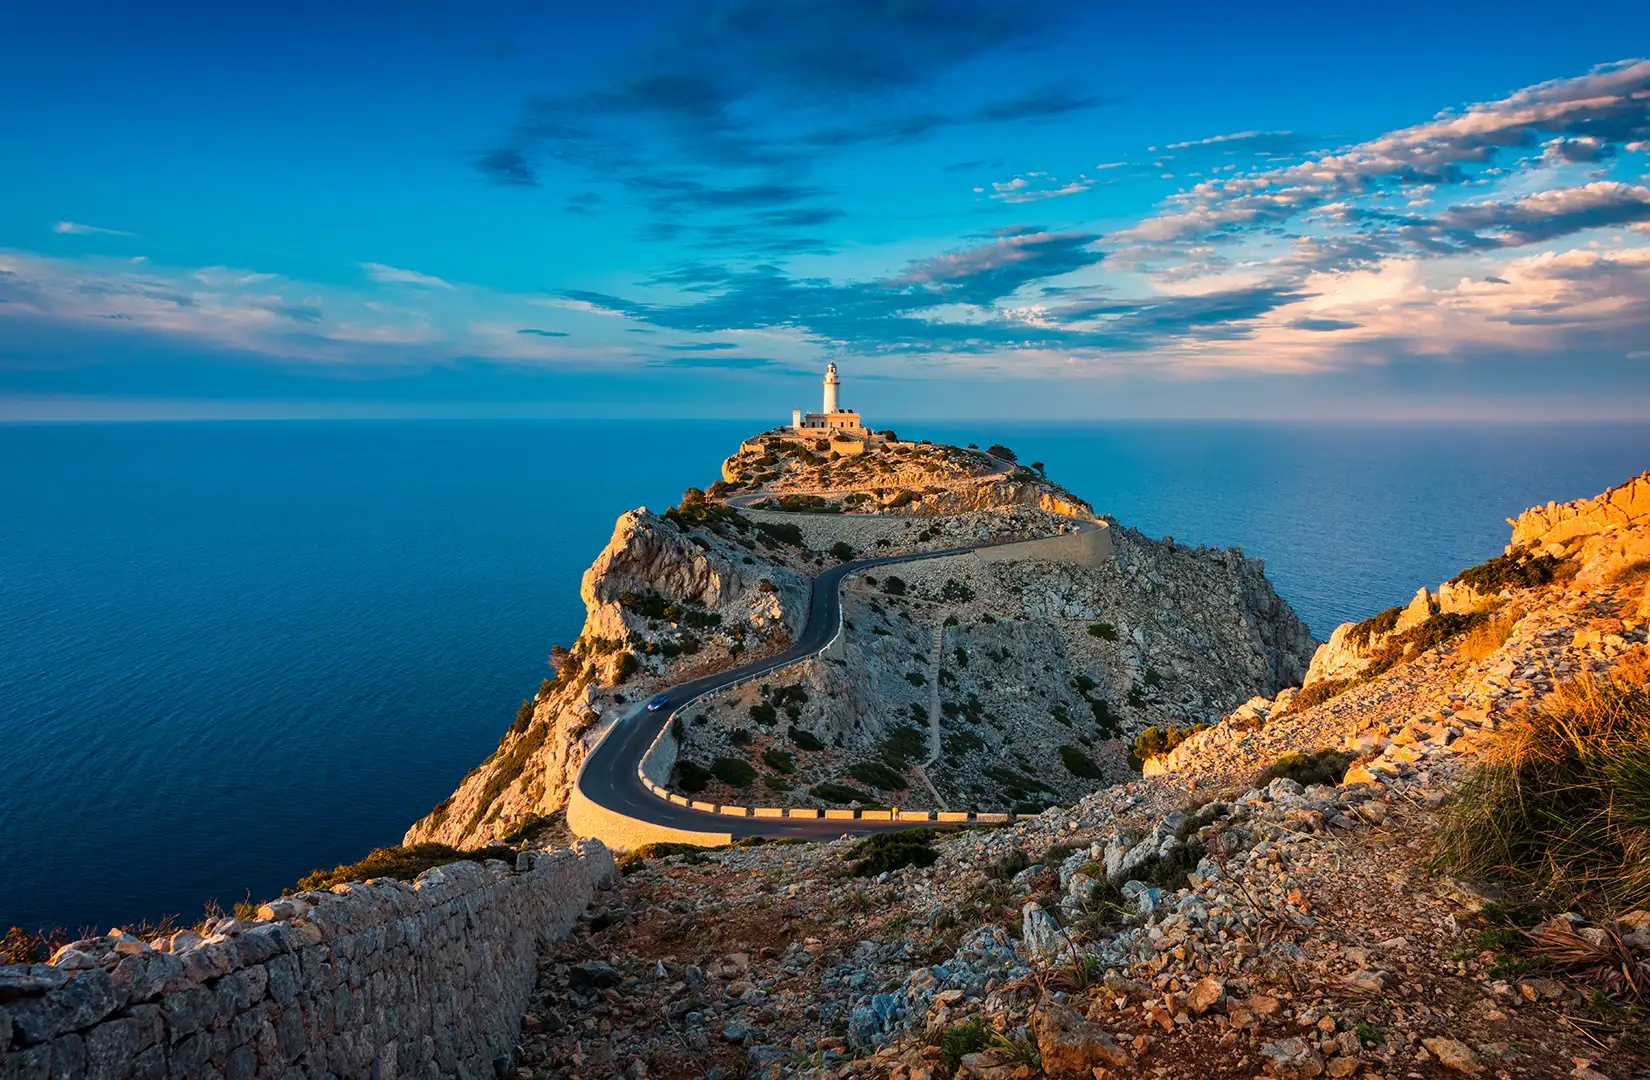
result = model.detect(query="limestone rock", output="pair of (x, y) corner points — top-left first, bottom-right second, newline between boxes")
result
(1033, 1002), (1132, 1076)
(1421, 1037), (1484, 1075)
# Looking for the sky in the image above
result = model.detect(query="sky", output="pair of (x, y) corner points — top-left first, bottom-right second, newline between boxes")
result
(4, 0), (1650, 421)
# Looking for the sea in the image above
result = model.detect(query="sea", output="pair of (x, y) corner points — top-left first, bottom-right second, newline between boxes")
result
(2, 419), (1646, 933)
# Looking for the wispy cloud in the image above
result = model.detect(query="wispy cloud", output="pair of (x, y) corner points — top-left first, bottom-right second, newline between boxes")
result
(983, 172), (1094, 203)
(360, 263), (455, 289)
(53, 221), (135, 238)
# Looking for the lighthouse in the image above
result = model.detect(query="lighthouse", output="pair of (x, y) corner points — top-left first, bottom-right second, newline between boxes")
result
(789, 362), (868, 446)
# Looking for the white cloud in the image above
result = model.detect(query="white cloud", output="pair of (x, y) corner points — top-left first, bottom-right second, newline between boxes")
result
(986, 172), (1093, 203)
(1165, 130), (1293, 150)
(359, 262), (455, 288)
(53, 221), (134, 237)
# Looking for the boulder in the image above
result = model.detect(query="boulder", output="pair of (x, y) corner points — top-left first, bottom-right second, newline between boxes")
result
(1032, 1002), (1132, 1076)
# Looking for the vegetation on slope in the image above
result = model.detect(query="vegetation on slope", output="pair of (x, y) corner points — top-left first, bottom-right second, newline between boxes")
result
(1434, 662), (1650, 914)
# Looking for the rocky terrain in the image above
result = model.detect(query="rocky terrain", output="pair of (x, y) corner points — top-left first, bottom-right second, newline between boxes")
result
(405, 433), (1315, 844)
(496, 473), (1650, 1080)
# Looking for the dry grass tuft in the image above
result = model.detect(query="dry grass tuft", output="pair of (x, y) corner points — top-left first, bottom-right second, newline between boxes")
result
(1457, 606), (1523, 663)
(1434, 659), (1650, 915)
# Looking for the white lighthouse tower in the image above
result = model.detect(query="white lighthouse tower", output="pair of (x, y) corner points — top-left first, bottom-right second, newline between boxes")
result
(790, 361), (867, 448)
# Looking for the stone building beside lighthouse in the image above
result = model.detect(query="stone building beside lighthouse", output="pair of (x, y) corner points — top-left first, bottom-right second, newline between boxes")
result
(791, 362), (868, 444)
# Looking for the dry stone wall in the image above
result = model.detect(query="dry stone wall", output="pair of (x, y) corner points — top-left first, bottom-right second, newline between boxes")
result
(0, 841), (618, 1080)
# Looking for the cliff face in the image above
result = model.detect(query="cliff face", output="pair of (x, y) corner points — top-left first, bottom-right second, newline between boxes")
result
(403, 507), (810, 848)
(670, 514), (1317, 811)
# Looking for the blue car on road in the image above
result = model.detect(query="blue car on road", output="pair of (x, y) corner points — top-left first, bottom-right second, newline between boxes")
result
(645, 693), (670, 712)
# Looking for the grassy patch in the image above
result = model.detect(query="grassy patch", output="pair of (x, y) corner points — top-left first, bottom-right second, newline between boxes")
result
(618, 841), (712, 869)
(1434, 666), (1650, 914)
(296, 842), (515, 893)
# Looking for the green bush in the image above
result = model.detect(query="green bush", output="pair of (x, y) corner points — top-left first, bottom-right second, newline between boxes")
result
(883, 575), (908, 596)
(511, 697), (536, 735)
(754, 520), (805, 546)
(750, 700), (779, 726)
(939, 1020), (991, 1072)
(985, 444), (1016, 462)
(847, 828), (939, 876)
(676, 760), (713, 792)
(830, 540), (856, 560)
(789, 726), (826, 751)
(614, 652), (639, 683)
(618, 588), (670, 619)
(810, 781), (871, 804)
(1434, 671), (1650, 913)
(1087, 621), (1118, 641)
(711, 757), (757, 788)
(1058, 744), (1103, 779)
(848, 760), (909, 790)
(1348, 605), (1401, 647)
(763, 749), (796, 774)
(1451, 547), (1564, 594)
(879, 725), (928, 768)
(1252, 749), (1356, 789)
(940, 579), (975, 602)
(944, 730), (985, 755)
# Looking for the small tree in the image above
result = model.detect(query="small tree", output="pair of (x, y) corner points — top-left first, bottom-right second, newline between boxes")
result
(830, 540), (855, 561)
(681, 486), (706, 505)
(985, 444), (1016, 462)
(1030, 461), (1046, 475)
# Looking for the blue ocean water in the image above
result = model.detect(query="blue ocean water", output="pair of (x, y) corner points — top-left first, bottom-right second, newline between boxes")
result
(2, 419), (1645, 933)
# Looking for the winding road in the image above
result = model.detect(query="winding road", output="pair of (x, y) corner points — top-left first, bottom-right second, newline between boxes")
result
(573, 456), (1097, 840)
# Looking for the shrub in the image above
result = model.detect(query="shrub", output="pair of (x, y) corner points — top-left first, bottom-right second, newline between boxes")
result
(511, 697), (536, 735)
(619, 841), (711, 868)
(1087, 622), (1118, 641)
(940, 579), (975, 602)
(1348, 606), (1402, 648)
(1251, 749), (1356, 790)
(614, 652), (639, 683)
(954, 646), (969, 668)
(1433, 667), (1650, 913)
(985, 444), (1017, 462)
(789, 726), (826, 751)
(754, 520), (805, 546)
(938, 1019), (992, 1073)
(810, 781), (871, 804)
(763, 775), (793, 792)
(830, 541), (856, 560)
(618, 588), (670, 619)
(763, 748), (796, 774)
(296, 842), (515, 893)
(849, 760), (909, 790)
(750, 700), (779, 726)
(944, 730), (985, 755)
(711, 757), (757, 788)
(879, 725), (928, 768)
(1058, 744), (1103, 779)
(883, 575), (908, 596)
(676, 760), (713, 792)
(1451, 546), (1564, 594)
(847, 828), (939, 876)
(906, 670), (927, 686)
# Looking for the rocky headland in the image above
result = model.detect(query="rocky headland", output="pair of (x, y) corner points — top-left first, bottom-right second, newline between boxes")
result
(8, 445), (1649, 1080)
(404, 432), (1316, 845)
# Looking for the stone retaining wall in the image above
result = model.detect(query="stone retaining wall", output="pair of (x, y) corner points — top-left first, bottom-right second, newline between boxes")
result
(0, 842), (618, 1080)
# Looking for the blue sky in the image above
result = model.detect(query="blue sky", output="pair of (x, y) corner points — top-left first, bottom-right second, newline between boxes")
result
(4, 1), (1650, 420)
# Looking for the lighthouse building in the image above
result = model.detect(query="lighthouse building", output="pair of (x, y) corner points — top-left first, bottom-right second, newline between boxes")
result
(792, 362), (868, 435)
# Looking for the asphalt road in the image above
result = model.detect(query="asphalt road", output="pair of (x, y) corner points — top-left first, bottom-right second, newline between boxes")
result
(575, 462), (1090, 841)
(575, 544), (985, 839)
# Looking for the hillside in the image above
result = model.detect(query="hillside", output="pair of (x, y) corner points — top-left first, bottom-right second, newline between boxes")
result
(502, 472), (1650, 1080)
(404, 433), (1315, 845)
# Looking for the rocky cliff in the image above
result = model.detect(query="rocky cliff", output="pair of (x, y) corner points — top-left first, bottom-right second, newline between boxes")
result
(407, 430), (1317, 841)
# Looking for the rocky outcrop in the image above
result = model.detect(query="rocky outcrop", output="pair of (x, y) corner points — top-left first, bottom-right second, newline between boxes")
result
(0, 841), (618, 1080)
(1509, 470), (1650, 585)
